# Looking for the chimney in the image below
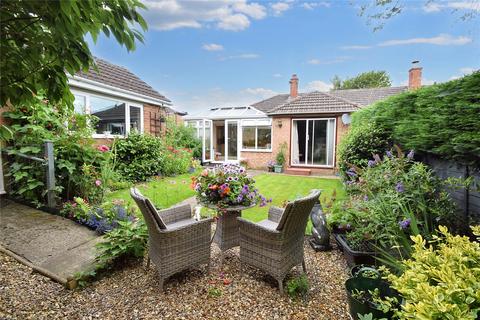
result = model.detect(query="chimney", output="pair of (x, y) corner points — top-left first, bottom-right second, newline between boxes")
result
(408, 60), (422, 89)
(289, 74), (299, 98)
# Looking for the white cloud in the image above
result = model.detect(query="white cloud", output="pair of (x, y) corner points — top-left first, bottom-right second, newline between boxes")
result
(142, 0), (267, 31)
(220, 53), (260, 60)
(301, 2), (331, 10)
(342, 34), (473, 50)
(307, 56), (351, 65)
(242, 87), (278, 97)
(303, 80), (332, 92)
(273, 73), (282, 78)
(423, 1), (480, 13)
(341, 45), (372, 50)
(271, 2), (291, 16)
(176, 86), (278, 113)
(202, 43), (224, 51)
(379, 34), (472, 46)
(233, 1), (267, 19)
(218, 13), (250, 31)
(449, 67), (478, 80)
(460, 67), (477, 74)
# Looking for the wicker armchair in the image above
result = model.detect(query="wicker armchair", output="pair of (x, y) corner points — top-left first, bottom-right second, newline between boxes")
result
(237, 189), (321, 292)
(130, 188), (213, 291)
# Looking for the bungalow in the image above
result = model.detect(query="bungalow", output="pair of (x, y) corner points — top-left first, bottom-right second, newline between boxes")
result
(188, 63), (423, 175)
(69, 58), (184, 141)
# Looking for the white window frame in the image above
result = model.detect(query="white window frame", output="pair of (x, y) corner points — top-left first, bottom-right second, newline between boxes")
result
(71, 89), (144, 138)
(290, 118), (337, 168)
(240, 125), (272, 152)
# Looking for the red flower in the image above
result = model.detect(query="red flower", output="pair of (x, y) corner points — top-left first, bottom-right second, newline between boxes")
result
(97, 145), (110, 152)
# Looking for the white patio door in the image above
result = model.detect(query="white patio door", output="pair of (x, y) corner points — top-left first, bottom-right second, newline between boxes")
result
(225, 120), (239, 162)
(202, 119), (213, 162)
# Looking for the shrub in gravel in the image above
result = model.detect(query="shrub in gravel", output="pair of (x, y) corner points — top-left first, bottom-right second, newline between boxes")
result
(286, 275), (309, 300)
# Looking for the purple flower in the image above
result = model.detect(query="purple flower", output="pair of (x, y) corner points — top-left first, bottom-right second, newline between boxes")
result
(407, 150), (414, 159)
(346, 169), (357, 177)
(386, 151), (393, 158)
(399, 218), (411, 230)
(367, 160), (376, 167)
(395, 182), (405, 193)
(363, 195), (369, 201)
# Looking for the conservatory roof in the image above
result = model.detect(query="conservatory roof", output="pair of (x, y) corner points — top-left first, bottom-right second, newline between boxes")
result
(184, 106), (267, 120)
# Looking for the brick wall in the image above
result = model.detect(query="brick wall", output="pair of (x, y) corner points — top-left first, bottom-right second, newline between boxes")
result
(143, 104), (181, 136)
(240, 151), (273, 169)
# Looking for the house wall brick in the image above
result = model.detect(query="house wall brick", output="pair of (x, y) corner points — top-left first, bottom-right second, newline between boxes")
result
(240, 151), (273, 169)
(143, 104), (180, 136)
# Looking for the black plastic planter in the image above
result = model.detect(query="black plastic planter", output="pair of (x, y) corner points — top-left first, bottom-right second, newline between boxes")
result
(345, 277), (397, 320)
(335, 234), (376, 267)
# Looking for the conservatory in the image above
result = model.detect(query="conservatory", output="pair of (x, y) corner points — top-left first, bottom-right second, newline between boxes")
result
(184, 106), (272, 165)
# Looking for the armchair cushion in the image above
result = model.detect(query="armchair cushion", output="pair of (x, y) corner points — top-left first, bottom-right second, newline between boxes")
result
(167, 218), (197, 230)
(256, 219), (278, 231)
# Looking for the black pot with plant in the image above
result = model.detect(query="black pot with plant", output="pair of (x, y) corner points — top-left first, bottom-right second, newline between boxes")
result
(345, 269), (399, 320)
(336, 234), (376, 267)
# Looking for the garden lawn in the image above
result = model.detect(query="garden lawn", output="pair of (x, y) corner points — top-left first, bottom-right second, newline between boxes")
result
(107, 172), (345, 232)
(106, 172), (197, 210)
(242, 174), (345, 233)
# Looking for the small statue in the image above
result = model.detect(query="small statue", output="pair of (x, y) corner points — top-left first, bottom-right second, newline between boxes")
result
(309, 200), (332, 251)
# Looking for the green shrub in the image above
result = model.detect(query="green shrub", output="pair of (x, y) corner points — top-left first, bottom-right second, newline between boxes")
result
(339, 72), (480, 173)
(165, 119), (202, 159)
(328, 151), (455, 251)
(337, 112), (392, 178)
(112, 132), (166, 182)
(380, 226), (480, 319)
(286, 275), (309, 300)
(2, 93), (108, 205)
(276, 142), (287, 166)
(95, 219), (148, 269)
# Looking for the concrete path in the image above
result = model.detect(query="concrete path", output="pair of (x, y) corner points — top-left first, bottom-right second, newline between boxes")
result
(0, 200), (102, 289)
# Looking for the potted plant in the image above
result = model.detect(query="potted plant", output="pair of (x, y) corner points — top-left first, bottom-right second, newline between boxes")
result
(345, 268), (399, 320)
(274, 142), (287, 173)
(266, 160), (276, 172)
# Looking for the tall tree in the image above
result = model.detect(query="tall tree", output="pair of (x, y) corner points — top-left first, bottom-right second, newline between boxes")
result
(358, 0), (479, 31)
(331, 71), (392, 90)
(0, 0), (148, 107)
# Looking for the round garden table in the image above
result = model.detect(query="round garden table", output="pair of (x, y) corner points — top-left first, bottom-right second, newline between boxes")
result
(203, 203), (256, 254)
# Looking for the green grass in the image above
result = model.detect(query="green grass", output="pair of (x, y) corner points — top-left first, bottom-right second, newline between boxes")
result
(242, 174), (346, 233)
(107, 172), (345, 233)
(106, 172), (196, 210)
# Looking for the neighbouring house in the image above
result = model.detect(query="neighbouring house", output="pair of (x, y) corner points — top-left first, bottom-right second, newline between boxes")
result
(70, 58), (184, 141)
(0, 58), (184, 141)
(188, 62), (423, 175)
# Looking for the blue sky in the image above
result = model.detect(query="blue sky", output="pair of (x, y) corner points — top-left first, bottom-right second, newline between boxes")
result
(89, 0), (480, 113)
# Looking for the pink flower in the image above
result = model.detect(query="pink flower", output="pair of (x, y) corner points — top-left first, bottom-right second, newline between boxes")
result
(95, 180), (102, 187)
(97, 145), (110, 152)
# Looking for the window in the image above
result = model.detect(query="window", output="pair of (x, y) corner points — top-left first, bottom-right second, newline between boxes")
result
(129, 105), (141, 132)
(73, 94), (86, 114)
(241, 125), (272, 151)
(291, 119), (335, 167)
(71, 90), (143, 137)
(90, 96), (126, 135)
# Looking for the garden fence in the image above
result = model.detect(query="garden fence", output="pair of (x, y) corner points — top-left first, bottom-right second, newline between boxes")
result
(0, 140), (56, 208)
(421, 154), (480, 226)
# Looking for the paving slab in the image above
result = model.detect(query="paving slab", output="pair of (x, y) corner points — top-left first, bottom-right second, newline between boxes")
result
(0, 200), (101, 288)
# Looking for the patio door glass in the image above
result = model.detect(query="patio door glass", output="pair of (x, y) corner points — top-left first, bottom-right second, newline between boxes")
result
(226, 120), (239, 161)
(291, 119), (335, 166)
(203, 120), (212, 161)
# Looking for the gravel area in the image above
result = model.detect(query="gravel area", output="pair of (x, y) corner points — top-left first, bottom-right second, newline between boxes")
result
(0, 240), (350, 319)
